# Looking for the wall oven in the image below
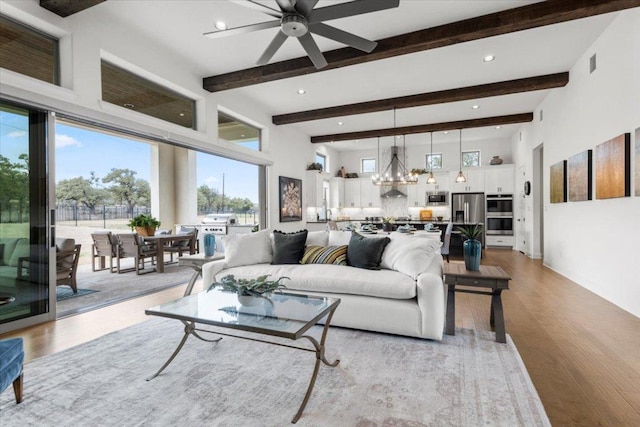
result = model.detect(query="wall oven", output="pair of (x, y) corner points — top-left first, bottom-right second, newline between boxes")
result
(485, 194), (513, 235)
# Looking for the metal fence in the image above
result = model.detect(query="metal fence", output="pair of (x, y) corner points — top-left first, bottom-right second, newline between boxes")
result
(55, 204), (151, 225)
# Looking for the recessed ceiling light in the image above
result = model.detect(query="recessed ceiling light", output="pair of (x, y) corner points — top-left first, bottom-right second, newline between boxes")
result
(240, 134), (245, 137)
(338, 121), (344, 126)
(443, 131), (448, 134)
(123, 103), (134, 109)
(297, 88), (306, 95)
(472, 105), (480, 109)
(179, 113), (185, 117)
(483, 55), (495, 62)
(495, 126), (501, 129)
(215, 21), (227, 31)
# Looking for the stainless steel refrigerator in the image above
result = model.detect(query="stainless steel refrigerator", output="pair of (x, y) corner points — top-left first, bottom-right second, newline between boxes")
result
(451, 192), (485, 224)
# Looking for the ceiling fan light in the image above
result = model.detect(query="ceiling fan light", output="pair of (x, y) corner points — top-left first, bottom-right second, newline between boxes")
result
(215, 21), (227, 31)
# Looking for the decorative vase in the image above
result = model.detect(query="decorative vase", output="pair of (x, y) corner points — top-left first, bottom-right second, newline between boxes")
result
(490, 156), (503, 165)
(204, 233), (216, 257)
(238, 294), (263, 307)
(463, 239), (481, 271)
(135, 226), (156, 237)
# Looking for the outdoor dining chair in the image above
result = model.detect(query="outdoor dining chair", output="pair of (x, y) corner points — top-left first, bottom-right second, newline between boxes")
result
(91, 232), (118, 272)
(115, 233), (157, 275)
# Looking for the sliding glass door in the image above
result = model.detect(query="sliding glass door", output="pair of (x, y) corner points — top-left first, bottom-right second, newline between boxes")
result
(0, 100), (50, 326)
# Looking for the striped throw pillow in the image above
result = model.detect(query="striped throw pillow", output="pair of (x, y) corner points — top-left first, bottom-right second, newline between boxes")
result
(301, 245), (347, 265)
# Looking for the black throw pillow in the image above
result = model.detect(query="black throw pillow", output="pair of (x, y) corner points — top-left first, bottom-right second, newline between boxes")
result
(272, 230), (308, 264)
(347, 231), (390, 270)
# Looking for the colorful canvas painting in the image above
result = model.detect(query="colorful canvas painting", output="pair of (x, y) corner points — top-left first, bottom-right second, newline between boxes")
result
(595, 133), (630, 199)
(279, 176), (302, 222)
(550, 160), (567, 203)
(568, 150), (592, 201)
(635, 128), (640, 197)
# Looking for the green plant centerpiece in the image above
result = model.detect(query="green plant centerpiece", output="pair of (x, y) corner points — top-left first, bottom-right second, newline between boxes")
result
(457, 224), (483, 271)
(382, 216), (395, 232)
(208, 274), (289, 306)
(128, 214), (161, 237)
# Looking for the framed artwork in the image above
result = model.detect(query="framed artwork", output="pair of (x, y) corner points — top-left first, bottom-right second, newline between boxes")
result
(279, 176), (302, 222)
(550, 160), (567, 203)
(568, 149), (592, 201)
(635, 128), (640, 197)
(595, 133), (630, 199)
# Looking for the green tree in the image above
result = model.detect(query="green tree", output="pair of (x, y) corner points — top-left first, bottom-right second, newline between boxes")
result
(197, 185), (221, 214)
(0, 154), (29, 222)
(102, 168), (150, 213)
(56, 172), (109, 212)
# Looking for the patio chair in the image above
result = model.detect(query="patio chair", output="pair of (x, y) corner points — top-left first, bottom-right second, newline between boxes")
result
(165, 228), (198, 263)
(91, 232), (118, 272)
(115, 233), (157, 275)
(56, 238), (82, 292)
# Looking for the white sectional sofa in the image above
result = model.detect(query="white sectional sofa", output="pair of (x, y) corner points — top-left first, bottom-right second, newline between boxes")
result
(201, 229), (446, 341)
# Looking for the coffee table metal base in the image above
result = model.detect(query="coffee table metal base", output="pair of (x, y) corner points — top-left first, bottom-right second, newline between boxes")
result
(147, 308), (339, 424)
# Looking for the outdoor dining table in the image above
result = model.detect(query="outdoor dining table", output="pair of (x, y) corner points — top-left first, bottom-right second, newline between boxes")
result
(142, 234), (195, 273)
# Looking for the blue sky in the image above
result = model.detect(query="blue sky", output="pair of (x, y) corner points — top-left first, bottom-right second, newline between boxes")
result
(0, 112), (258, 203)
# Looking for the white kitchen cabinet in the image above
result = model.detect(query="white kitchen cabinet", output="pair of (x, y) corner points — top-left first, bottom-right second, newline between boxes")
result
(407, 177), (428, 207)
(424, 171), (450, 192)
(485, 235), (515, 247)
(330, 177), (344, 209)
(360, 178), (381, 208)
(484, 164), (515, 194)
(450, 169), (485, 193)
(305, 171), (329, 207)
(343, 178), (361, 208)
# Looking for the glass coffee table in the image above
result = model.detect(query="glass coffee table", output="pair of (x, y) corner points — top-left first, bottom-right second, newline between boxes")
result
(145, 288), (341, 424)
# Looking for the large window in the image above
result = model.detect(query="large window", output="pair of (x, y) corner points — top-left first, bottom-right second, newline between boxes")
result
(0, 14), (59, 84)
(315, 153), (326, 172)
(101, 61), (195, 129)
(462, 150), (481, 167)
(218, 112), (260, 150)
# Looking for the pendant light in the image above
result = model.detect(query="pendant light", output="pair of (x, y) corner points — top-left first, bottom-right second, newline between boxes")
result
(426, 132), (437, 184)
(455, 128), (467, 183)
(372, 108), (418, 186)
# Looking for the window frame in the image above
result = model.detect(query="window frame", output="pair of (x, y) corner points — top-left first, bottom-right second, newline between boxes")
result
(217, 111), (261, 151)
(315, 152), (326, 172)
(361, 157), (376, 174)
(462, 150), (481, 167)
(425, 153), (443, 170)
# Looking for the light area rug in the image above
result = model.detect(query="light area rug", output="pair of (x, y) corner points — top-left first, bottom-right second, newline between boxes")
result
(0, 318), (550, 427)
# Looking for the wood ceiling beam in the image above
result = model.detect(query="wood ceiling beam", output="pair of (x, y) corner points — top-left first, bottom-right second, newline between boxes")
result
(40, 0), (106, 17)
(310, 113), (533, 144)
(273, 73), (568, 125)
(203, 0), (640, 92)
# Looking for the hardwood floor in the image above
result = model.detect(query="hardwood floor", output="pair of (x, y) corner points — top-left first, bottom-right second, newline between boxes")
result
(1, 250), (639, 426)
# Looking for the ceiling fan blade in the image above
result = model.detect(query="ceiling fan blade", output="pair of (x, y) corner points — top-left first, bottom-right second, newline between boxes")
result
(275, 0), (296, 13)
(310, 22), (377, 52)
(256, 31), (288, 65)
(231, 0), (282, 19)
(203, 20), (281, 39)
(308, 0), (400, 24)
(298, 33), (328, 69)
(294, 0), (319, 16)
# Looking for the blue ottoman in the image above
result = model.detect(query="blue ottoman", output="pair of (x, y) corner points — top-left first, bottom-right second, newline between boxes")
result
(0, 338), (24, 404)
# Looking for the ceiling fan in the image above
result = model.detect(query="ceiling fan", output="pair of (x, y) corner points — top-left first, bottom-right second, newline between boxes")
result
(204, 0), (400, 69)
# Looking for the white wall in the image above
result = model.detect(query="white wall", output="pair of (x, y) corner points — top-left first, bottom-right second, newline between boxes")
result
(513, 9), (640, 318)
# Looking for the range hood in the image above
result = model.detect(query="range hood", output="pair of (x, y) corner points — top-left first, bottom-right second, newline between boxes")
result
(379, 146), (407, 198)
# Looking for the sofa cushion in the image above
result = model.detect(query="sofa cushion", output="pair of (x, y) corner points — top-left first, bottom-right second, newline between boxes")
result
(328, 230), (351, 246)
(381, 233), (442, 279)
(8, 240), (30, 267)
(347, 232), (390, 270)
(305, 230), (328, 247)
(223, 229), (272, 267)
(301, 245), (347, 265)
(272, 230), (308, 264)
(216, 263), (416, 299)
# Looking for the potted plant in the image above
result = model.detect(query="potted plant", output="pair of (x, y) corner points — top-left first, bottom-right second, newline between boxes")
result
(306, 162), (323, 172)
(208, 274), (289, 306)
(128, 214), (161, 237)
(457, 224), (483, 271)
(382, 216), (395, 232)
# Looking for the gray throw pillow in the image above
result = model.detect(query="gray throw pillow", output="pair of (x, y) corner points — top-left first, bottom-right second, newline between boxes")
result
(347, 231), (390, 270)
(272, 230), (308, 264)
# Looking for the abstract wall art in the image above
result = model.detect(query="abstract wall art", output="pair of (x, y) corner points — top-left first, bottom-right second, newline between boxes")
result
(568, 150), (592, 201)
(635, 128), (640, 197)
(550, 160), (567, 203)
(279, 176), (302, 222)
(595, 133), (630, 199)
